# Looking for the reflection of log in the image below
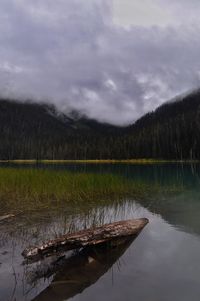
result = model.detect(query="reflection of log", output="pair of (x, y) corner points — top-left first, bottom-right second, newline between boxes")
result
(23, 218), (148, 261)
(31, 236), (137, 301)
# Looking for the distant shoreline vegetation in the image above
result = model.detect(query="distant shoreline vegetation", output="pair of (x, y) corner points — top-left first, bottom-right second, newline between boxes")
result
(0, 159), (200, 164)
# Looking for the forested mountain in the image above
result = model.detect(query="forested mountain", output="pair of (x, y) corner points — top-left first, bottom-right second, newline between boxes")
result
(0, 90), (200, 160)
(0, 99), (120, 160)
(124, 90), (200, 160)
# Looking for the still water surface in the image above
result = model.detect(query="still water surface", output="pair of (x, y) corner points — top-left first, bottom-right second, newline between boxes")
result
(0, 163), (200, 301)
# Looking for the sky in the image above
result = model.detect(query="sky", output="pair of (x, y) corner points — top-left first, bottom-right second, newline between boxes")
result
(0, 0), (200, 125)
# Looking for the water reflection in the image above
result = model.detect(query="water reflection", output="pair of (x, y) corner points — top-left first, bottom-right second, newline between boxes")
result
(138, 190), (200, 236)
(31, 237), (135, 301)
(1, 198), (200, 301)
(0, 201), (148, 301)
(1, 162), (200, 188)
(1, 163), (200, 301)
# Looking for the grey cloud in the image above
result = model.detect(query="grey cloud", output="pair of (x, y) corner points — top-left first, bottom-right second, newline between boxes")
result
(0, 0), (200, 125)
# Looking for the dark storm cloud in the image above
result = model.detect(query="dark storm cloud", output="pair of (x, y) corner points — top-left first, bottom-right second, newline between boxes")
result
(0, 0), (200, 125)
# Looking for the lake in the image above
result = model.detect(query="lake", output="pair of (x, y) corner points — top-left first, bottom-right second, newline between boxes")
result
(0, 163), (200, 301)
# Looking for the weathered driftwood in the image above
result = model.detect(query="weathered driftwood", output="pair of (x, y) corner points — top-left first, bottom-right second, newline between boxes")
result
(22, 218), (148, 260)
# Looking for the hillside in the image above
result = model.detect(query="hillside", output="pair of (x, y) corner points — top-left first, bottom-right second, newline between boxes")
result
(0, 90), (200, 160)
(0, 99), (119, 160)
(125, 90), (200, 160)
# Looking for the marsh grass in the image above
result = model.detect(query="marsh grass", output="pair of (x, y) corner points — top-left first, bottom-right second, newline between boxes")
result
(0, 167), (182, 213)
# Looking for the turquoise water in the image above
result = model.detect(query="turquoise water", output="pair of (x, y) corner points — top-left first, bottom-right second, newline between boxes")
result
(0, 163), (200, 301)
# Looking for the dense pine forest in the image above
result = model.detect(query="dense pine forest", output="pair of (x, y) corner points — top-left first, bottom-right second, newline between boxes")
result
(0, 90), (200, 160)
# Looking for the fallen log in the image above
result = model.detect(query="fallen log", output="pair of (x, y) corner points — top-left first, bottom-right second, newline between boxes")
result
(22, 218), (148, 261)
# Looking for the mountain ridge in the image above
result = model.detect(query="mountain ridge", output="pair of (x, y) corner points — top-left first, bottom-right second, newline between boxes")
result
(0, 90), (200, 160)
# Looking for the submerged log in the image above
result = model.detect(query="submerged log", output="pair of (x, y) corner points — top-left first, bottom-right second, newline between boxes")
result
(22, 218), (148, 261)
(31, 237), (136, 301)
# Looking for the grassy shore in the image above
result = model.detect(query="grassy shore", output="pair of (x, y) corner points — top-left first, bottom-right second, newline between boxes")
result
(0, 167), (181, 213)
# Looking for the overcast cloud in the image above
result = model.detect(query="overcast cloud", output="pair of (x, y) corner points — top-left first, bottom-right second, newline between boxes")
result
(0, 0), (200, 125)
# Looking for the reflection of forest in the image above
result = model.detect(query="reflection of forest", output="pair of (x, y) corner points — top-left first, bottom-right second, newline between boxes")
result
(123, 163), (200, 237)
(148, 193), (200, 236)
(138, 189), (200, 237)
(31, 238), (134, 301)
(2, 163), (200, 189)
(111, 163), (200, 188)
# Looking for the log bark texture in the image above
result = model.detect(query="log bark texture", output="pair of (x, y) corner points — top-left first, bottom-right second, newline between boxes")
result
(22, 218), (148, 260)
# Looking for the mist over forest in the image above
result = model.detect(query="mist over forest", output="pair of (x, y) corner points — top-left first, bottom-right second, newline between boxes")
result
(0, 89), (199, 160)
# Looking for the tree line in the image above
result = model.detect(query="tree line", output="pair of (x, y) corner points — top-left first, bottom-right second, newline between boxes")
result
(0, 90), (200, 160)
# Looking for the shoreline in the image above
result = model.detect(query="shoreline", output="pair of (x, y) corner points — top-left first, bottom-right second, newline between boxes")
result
(0, 159), (199, 164)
